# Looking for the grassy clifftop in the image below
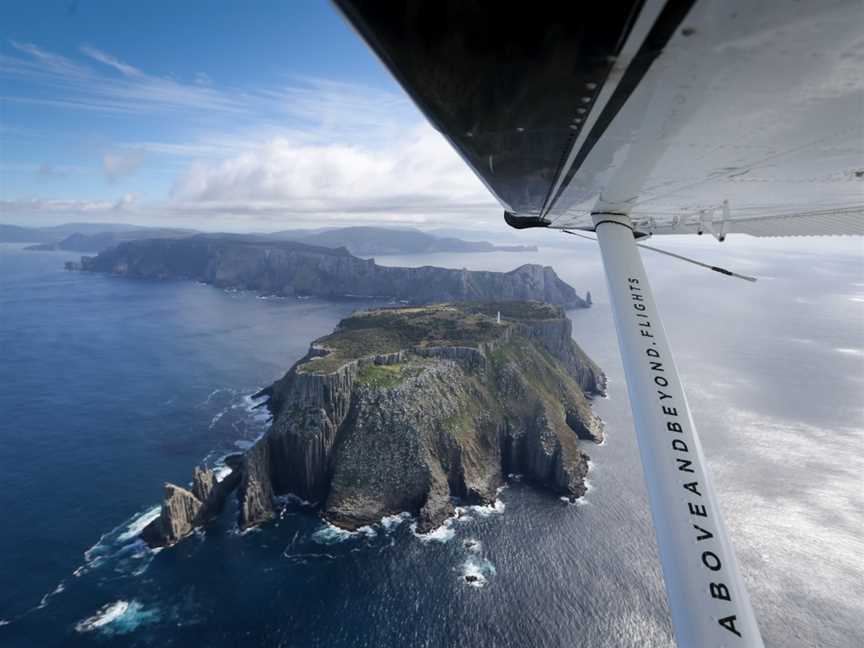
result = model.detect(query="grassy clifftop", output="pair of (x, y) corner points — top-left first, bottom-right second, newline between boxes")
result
(300, 301), (564, 374)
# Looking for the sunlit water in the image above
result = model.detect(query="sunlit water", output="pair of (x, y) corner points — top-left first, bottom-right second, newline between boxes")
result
(0, 239), (861, 647)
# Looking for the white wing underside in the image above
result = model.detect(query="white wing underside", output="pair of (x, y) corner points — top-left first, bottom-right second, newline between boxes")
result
(569, 207), (864, 238)
(539, 0), (864, 239)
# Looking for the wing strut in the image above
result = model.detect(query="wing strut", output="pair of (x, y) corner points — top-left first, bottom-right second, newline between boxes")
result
(593, 213), (764, 647)
(562, 229), (758, 282)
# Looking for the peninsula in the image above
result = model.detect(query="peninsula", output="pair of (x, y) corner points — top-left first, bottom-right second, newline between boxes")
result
(73, 236), (590, 308)
(142, 301), (606, 547)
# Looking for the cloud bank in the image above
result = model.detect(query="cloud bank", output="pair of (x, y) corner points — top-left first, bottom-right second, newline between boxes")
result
(1, 41), (499, 229)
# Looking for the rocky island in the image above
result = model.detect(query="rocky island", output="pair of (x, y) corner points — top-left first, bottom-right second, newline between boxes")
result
(73, 236), (589, 308)
(141, 301), (605, 547)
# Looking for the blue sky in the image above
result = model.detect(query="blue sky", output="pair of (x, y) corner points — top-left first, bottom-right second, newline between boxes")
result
(1, 0), (497, 230)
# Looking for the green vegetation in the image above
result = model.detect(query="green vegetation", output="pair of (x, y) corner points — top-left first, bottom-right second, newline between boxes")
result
(298, 301), (571, 375)
(301, 303), (513, 374)
(459, 300), (563, 321)
(355, 363), (413, 389)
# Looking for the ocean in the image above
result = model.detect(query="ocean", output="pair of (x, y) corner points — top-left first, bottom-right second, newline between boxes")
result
(0, 239), (861, 647)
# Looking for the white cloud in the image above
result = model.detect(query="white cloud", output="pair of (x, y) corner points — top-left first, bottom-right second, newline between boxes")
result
(1, 42), (501, 228)
(79, 45), (143, 77)
(2, 41), (243, 115)
(103, 150), (145, 182)
(169, 122), (495, 218)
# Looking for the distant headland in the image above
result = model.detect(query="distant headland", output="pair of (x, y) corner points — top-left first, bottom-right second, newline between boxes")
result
(69, 235), (590, 308)
(2, 222), (536, 255)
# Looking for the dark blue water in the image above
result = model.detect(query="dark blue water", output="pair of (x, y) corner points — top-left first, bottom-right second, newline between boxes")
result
(1, 241), (861, 647)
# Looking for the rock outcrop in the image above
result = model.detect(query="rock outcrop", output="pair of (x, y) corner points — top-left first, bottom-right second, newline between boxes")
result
(77, 236), (590, 309)
(142, 465), (240, 547)
(242, 301), (605, 534)
(141, 301), (605, 547)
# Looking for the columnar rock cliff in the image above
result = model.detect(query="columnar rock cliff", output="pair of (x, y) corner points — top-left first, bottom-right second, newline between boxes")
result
(142, 301), (605, 547)
(141, 464), (240, 547)
(77, 236), (589, 308)
(245, 302), (605, 533)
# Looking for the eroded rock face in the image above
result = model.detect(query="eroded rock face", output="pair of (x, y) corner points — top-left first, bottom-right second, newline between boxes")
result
(238, 302), (606, 533)
(141, 465), (239, 548)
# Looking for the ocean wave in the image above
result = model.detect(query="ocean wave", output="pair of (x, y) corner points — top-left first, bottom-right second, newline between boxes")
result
(75, 600), (130, 632)
(282, 551), (338, 564)
(200, 387), (238, 407)
(411, 519), (455, 543)
(380, 512), (412, 532)
(458, 499), (506, 518)
(208, 410), (227, 429)
(77, 508), (161, 580)
(460, 556), (496, 588)
(75, 600), (160, 635)
(33, 581), (67, 611)
(206, 389), (271, 432)
(311, 522), (375, 545)
(117, 506), (160, 542)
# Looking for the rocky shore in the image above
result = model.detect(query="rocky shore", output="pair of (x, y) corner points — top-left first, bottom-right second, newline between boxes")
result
(76, 236), (590, 308)
(142, 301), (605, 547)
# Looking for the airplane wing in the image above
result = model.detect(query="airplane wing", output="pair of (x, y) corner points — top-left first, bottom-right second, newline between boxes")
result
(333, 2), (863, 647)
(335, 0), (863, 237)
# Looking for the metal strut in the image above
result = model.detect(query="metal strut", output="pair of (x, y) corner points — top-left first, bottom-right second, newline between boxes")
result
(592, 214), (764, 648)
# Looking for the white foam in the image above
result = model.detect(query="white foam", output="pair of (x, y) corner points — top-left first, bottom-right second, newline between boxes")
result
(35, 581), (66, 610)
(411, 519), (455, 543)
(560, 494), (589, 507)
(466, 499), (506, 517)
(117, 506), (160, 542)
(0, 619), (9, 626)
(75, 601), (130, 632)
(76, 600), (160, 636)
(460, 556), (496, 588)
(380, 512), (411, 531)
(208, 410), (227, 429)
(311, 522), (363, 545)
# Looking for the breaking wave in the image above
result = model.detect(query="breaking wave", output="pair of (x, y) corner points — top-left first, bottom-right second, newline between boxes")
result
(75, 600), (160, 635)
(311, 522), (376, 545)
(460, 556), (497, 588)
(411, 519), (455, 543)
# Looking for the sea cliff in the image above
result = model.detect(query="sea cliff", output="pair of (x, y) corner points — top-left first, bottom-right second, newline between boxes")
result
(77, 236), (589, 308)
(142, 301), (605, 547)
